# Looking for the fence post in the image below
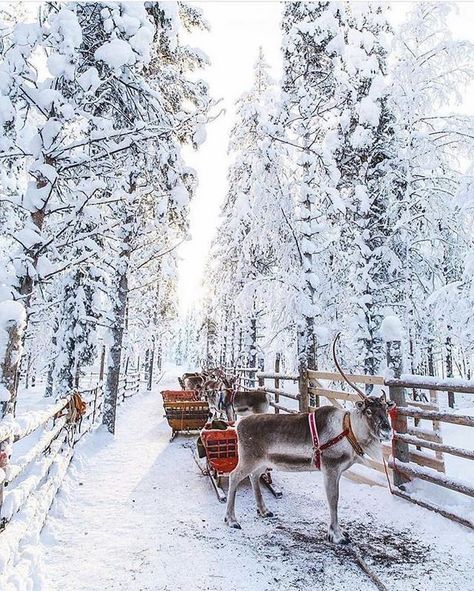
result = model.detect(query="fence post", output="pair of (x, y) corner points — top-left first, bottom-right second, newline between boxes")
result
(0, 437), (9, 526)
(274, 354), (280, 414)
(386, 338), (410, 488)
(99, 345), (106, 383)
(298, 368), (309, 413)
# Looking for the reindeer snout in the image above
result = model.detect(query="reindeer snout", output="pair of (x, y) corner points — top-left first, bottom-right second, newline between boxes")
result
(380, 426), (393, 441)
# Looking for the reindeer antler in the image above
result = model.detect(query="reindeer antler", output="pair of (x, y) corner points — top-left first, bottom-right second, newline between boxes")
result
(332, 332), (367, 401)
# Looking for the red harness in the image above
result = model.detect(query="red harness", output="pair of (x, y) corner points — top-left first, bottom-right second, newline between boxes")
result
(308, 411), (355, 470)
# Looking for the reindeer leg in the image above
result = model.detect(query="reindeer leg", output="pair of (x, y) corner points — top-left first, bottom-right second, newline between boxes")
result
(323, 466), (348, 545)
(224, 464), (252, 529)
(249, 471), (273, 518)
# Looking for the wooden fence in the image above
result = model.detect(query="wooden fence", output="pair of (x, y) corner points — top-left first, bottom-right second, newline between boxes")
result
(118, 369), (141, 403)
(231, 342), (474, 529)
(0, 385), (103, 533)
(0, 364), (145, 571)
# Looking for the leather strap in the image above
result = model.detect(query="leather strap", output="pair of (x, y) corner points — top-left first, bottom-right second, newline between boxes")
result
(308, 411), (321, 469)
(343, 412), (364, 457)
(309, 411), (364, 470)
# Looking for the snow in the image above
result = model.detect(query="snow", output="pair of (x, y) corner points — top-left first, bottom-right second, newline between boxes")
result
(33, 366), (474, 591)
(77, 67), (101, 93)
(94, 39), (136, 69)
(171, 183), (189, 206)
(0, 385), (10, 402)
(398, 374), (474, 390)
(0, 300), (26, 327)
(47, 53), (71, 78)
(0, 95), (14, 125)
(380, 315), (403, 342)
(357, 96), (380, 127)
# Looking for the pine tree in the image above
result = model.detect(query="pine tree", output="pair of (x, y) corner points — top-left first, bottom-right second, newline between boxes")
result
(391, 2), (474, 374)
(208, 49), (294, 368)
(280, 1), (350, 374)
(332, 3), (402, 375)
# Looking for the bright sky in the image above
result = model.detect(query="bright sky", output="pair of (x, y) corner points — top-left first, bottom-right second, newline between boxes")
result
(177, 1), (474, 312)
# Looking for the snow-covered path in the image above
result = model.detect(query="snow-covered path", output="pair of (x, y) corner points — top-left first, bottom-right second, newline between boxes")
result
(42, 367), (474, 591)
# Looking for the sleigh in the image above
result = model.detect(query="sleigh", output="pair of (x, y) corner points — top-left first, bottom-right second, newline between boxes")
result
(199, 421), (282, 502)
(161, 390), (209, 440)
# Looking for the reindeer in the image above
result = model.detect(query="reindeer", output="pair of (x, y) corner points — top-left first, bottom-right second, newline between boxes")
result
(205, 371), (270, 421)
(179, 372), (205, 392)
(179, 368), (219, 393)
(224, 334), (395, 544)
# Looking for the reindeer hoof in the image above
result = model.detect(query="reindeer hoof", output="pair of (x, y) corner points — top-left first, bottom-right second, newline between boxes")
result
(225, 517), (241, 529)
(327, 529), (350, 545)
(258, 509), (274, 518)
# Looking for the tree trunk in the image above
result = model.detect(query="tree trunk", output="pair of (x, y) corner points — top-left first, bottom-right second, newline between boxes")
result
(427, 341), (435, 376)
(446, 333), (454, 409)
(99, 345), (106, 383)
(103, 265), (129, 433)
(0, 316), (23, 417)
(297, 316), (317, 373)
(102, 179), (135, 433)
(249, 316), (257, 369)
(147, 346), (155, 391)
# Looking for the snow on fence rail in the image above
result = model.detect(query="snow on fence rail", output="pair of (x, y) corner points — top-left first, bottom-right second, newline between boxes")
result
(231, 340), (474, 528)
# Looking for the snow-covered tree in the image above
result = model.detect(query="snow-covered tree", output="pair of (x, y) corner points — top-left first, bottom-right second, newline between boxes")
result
(390, 2), (474, 376)
(332, 3), (403, 376)
(208, 49), (295, 369)
(0, 2), (210, 425)
(279, 1), (350, 376)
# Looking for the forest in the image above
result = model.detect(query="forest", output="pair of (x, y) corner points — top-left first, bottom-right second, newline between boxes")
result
(0, 2), (474, 591)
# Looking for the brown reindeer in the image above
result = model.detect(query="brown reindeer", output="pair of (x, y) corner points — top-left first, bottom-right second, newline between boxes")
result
(205, 371), (270, 421)
(224, 334), (395, 544)
(179, 372), (202, 391)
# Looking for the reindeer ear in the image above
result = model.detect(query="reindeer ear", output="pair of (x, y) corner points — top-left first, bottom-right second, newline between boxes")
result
(379, 391), (387, 403)
(355, 400), (365, 410)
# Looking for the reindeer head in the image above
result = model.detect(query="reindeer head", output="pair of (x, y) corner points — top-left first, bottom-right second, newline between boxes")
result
(332, 333), (396, 442)
(355, 392), (395, 442)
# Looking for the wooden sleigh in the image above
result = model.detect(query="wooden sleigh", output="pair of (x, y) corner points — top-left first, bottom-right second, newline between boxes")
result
(199, 421), (282, 502)
(161, 390), (209, 441)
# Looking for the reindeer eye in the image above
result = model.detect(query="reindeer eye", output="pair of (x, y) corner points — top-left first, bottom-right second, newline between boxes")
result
(365, 409), (372, 416)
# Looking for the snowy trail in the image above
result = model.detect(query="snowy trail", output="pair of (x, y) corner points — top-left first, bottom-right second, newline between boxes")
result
(42, 367), (474, 591)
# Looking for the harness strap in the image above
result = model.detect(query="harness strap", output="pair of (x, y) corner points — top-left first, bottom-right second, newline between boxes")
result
(308, 411), (321, 469)
(309, 411), (364, 470)
(343, 411), (365, 457)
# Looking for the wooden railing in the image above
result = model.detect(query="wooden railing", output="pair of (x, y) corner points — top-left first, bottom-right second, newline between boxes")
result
(0, 383), (103, 563)
(0, 361), (145, 573)
(118, 370), (141, 403)
(385, 375), (474, 529)
(0, 386), (104, 526)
